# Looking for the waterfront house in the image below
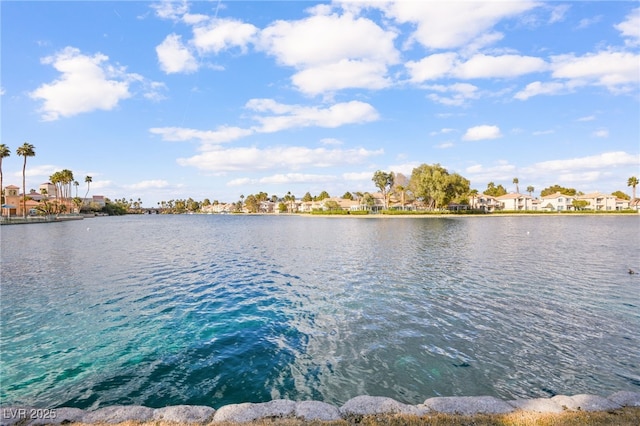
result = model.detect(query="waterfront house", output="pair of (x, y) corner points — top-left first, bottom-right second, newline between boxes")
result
(539, 192), (576, 211)
(468, 194), (500, 212)
(495, 193), (535, 211)
(576, 192), (618, 211)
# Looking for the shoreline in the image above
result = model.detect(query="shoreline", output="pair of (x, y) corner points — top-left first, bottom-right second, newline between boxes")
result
(2, 391), (639, 425)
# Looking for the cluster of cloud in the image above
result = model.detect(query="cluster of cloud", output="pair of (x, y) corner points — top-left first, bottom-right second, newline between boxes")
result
(28, 2), (638, 120)
(29, 47), (165, 121)
(464, 151), (640, 192)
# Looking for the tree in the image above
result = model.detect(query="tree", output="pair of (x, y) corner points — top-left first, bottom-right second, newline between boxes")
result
(483, 182), (507, 197)
(0, 144), (10, 205)
(16, 142), (35, 218)
(611, 190), (630, 200)
(572, 199), (589, 210)
(244, 194), (259, 213)
(317, 190), (330, 200)
(83, 175), (92, 208)
(540, 185), (577, 197)
(342, 192), (353, 200)
(372, 170), (394, 210)
(628, 176), (639, 200)
(394, 185), (407, 210)
(513, 177), (519, 193)
(302, 192), (313, 202)
(526, 185), (535, 197)
(409, 163), (469, 209)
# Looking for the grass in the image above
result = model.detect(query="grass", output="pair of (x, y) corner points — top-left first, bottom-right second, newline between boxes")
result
(67, 406), (640, 426)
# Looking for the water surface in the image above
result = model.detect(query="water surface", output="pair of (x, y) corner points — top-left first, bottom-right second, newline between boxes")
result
(1, 215), (639, 409)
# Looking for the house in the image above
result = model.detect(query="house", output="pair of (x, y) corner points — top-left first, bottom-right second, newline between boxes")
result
(539, 192), (576, 211)
(2, 185), (40, 217)
(577, 192), (617, 211)
(495, 193), (535, 211)
(469, 194), (500, 212)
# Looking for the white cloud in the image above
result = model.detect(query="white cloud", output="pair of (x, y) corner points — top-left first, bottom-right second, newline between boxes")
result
(525, 151), (639, 173)
(615, 7), (640, 46)
(592, 129), (609, 138)
(406, 53), (547, 83)
(151, 99), (379, 148)
(320, 138), (343, 146)
(462, 125), (503, 141)
(342, 171), (377, 181)
(436, 142), (454, 149)
(156, 34), (198, 74)
(177, 145), (384, 172)
(464, 160), (516, 183)
(192, 18), (258, 54)
(426, 83), (479, 106)
(514, 80), (567, 100)
(291, 59), (391, 95)
(259, 173), (336, 184)
(125, 180), (170, 190)
(532, 130), (555, 136)
(29, 47), (135, 121)
(149, 126), (254, 144)
(454, 54), (548, 79)
(550, 51), (640, 94)
(406, 53), (457, 82)
(247, 99), (380, 132)
(257, 11), (398, 95)
(576, 115), (596, 122)
(381, 1), (539, 50)
(258, 12), (398, 67)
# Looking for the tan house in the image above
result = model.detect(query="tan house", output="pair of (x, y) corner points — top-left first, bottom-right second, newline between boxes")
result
(577, 192), (617, 211)
(469, 194), (500, 212)
(539, 191), (576, 211)
(2, 185), (40, 217)
(496, 193), (535, 211)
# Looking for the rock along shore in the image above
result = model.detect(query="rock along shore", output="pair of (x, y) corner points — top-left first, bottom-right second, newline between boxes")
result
(2, 391), (640, 425)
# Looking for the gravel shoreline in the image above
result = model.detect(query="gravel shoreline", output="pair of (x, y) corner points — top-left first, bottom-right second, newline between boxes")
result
(2, 391), (639, 425)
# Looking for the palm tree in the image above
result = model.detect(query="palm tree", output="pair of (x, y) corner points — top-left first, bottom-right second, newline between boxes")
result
(16, 142), (35, 218)
(513, 177), (520, 194)
(84, 175), (92, 208)
(0, 144), (10, 205)
(628, 176), (639, 200)
(526, 186), (535, 197)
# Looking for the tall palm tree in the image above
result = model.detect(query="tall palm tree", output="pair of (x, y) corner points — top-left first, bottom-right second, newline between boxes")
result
(16, 142), (35, 218)
(526, 185), (535, 197)
(0, 144), (10, 205)
(84, 175), (92, 207)
(513, 177), (520, 194)
(628, 176), (639, 200)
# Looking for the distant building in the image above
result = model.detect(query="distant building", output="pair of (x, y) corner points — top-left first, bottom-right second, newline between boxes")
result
(496, 193), (535, 211)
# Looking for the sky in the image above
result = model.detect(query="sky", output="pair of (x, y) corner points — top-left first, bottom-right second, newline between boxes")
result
(1, 0), (639, 207)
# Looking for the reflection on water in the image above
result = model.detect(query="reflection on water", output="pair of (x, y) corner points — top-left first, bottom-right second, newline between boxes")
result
(1, 215), (639, 409)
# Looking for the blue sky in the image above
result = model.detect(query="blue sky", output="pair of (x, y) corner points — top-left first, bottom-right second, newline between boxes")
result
(2, 0), (639, 206)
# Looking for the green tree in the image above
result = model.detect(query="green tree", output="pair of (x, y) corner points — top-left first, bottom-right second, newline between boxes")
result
(302, 192), (313, 202)
(323, 200), (341, 211)
(572, 199), (589, 210)
(244, 194), (259, 213)
(317, 190), (330, 200)
(628, 176), (639, 200)
(484, 182), (507, 197)
(410, 164), (470, 209)
(526, 185), (535, 197)
(83, 176), (92, 208)
(540, 185), (577, 197)
(16, 142), (36, 218)
(372, 170), (394, 209)
(611, 190), (630, 200)
(0, 144), (10, 205)
(394, 185), (408, 210)
(342, 191), (353, 200)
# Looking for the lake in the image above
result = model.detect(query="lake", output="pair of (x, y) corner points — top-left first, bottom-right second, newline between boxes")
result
(1, 214), (639, 410)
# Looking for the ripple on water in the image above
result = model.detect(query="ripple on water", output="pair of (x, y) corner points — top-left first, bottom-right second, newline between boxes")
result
(1, 215), (639, 408)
